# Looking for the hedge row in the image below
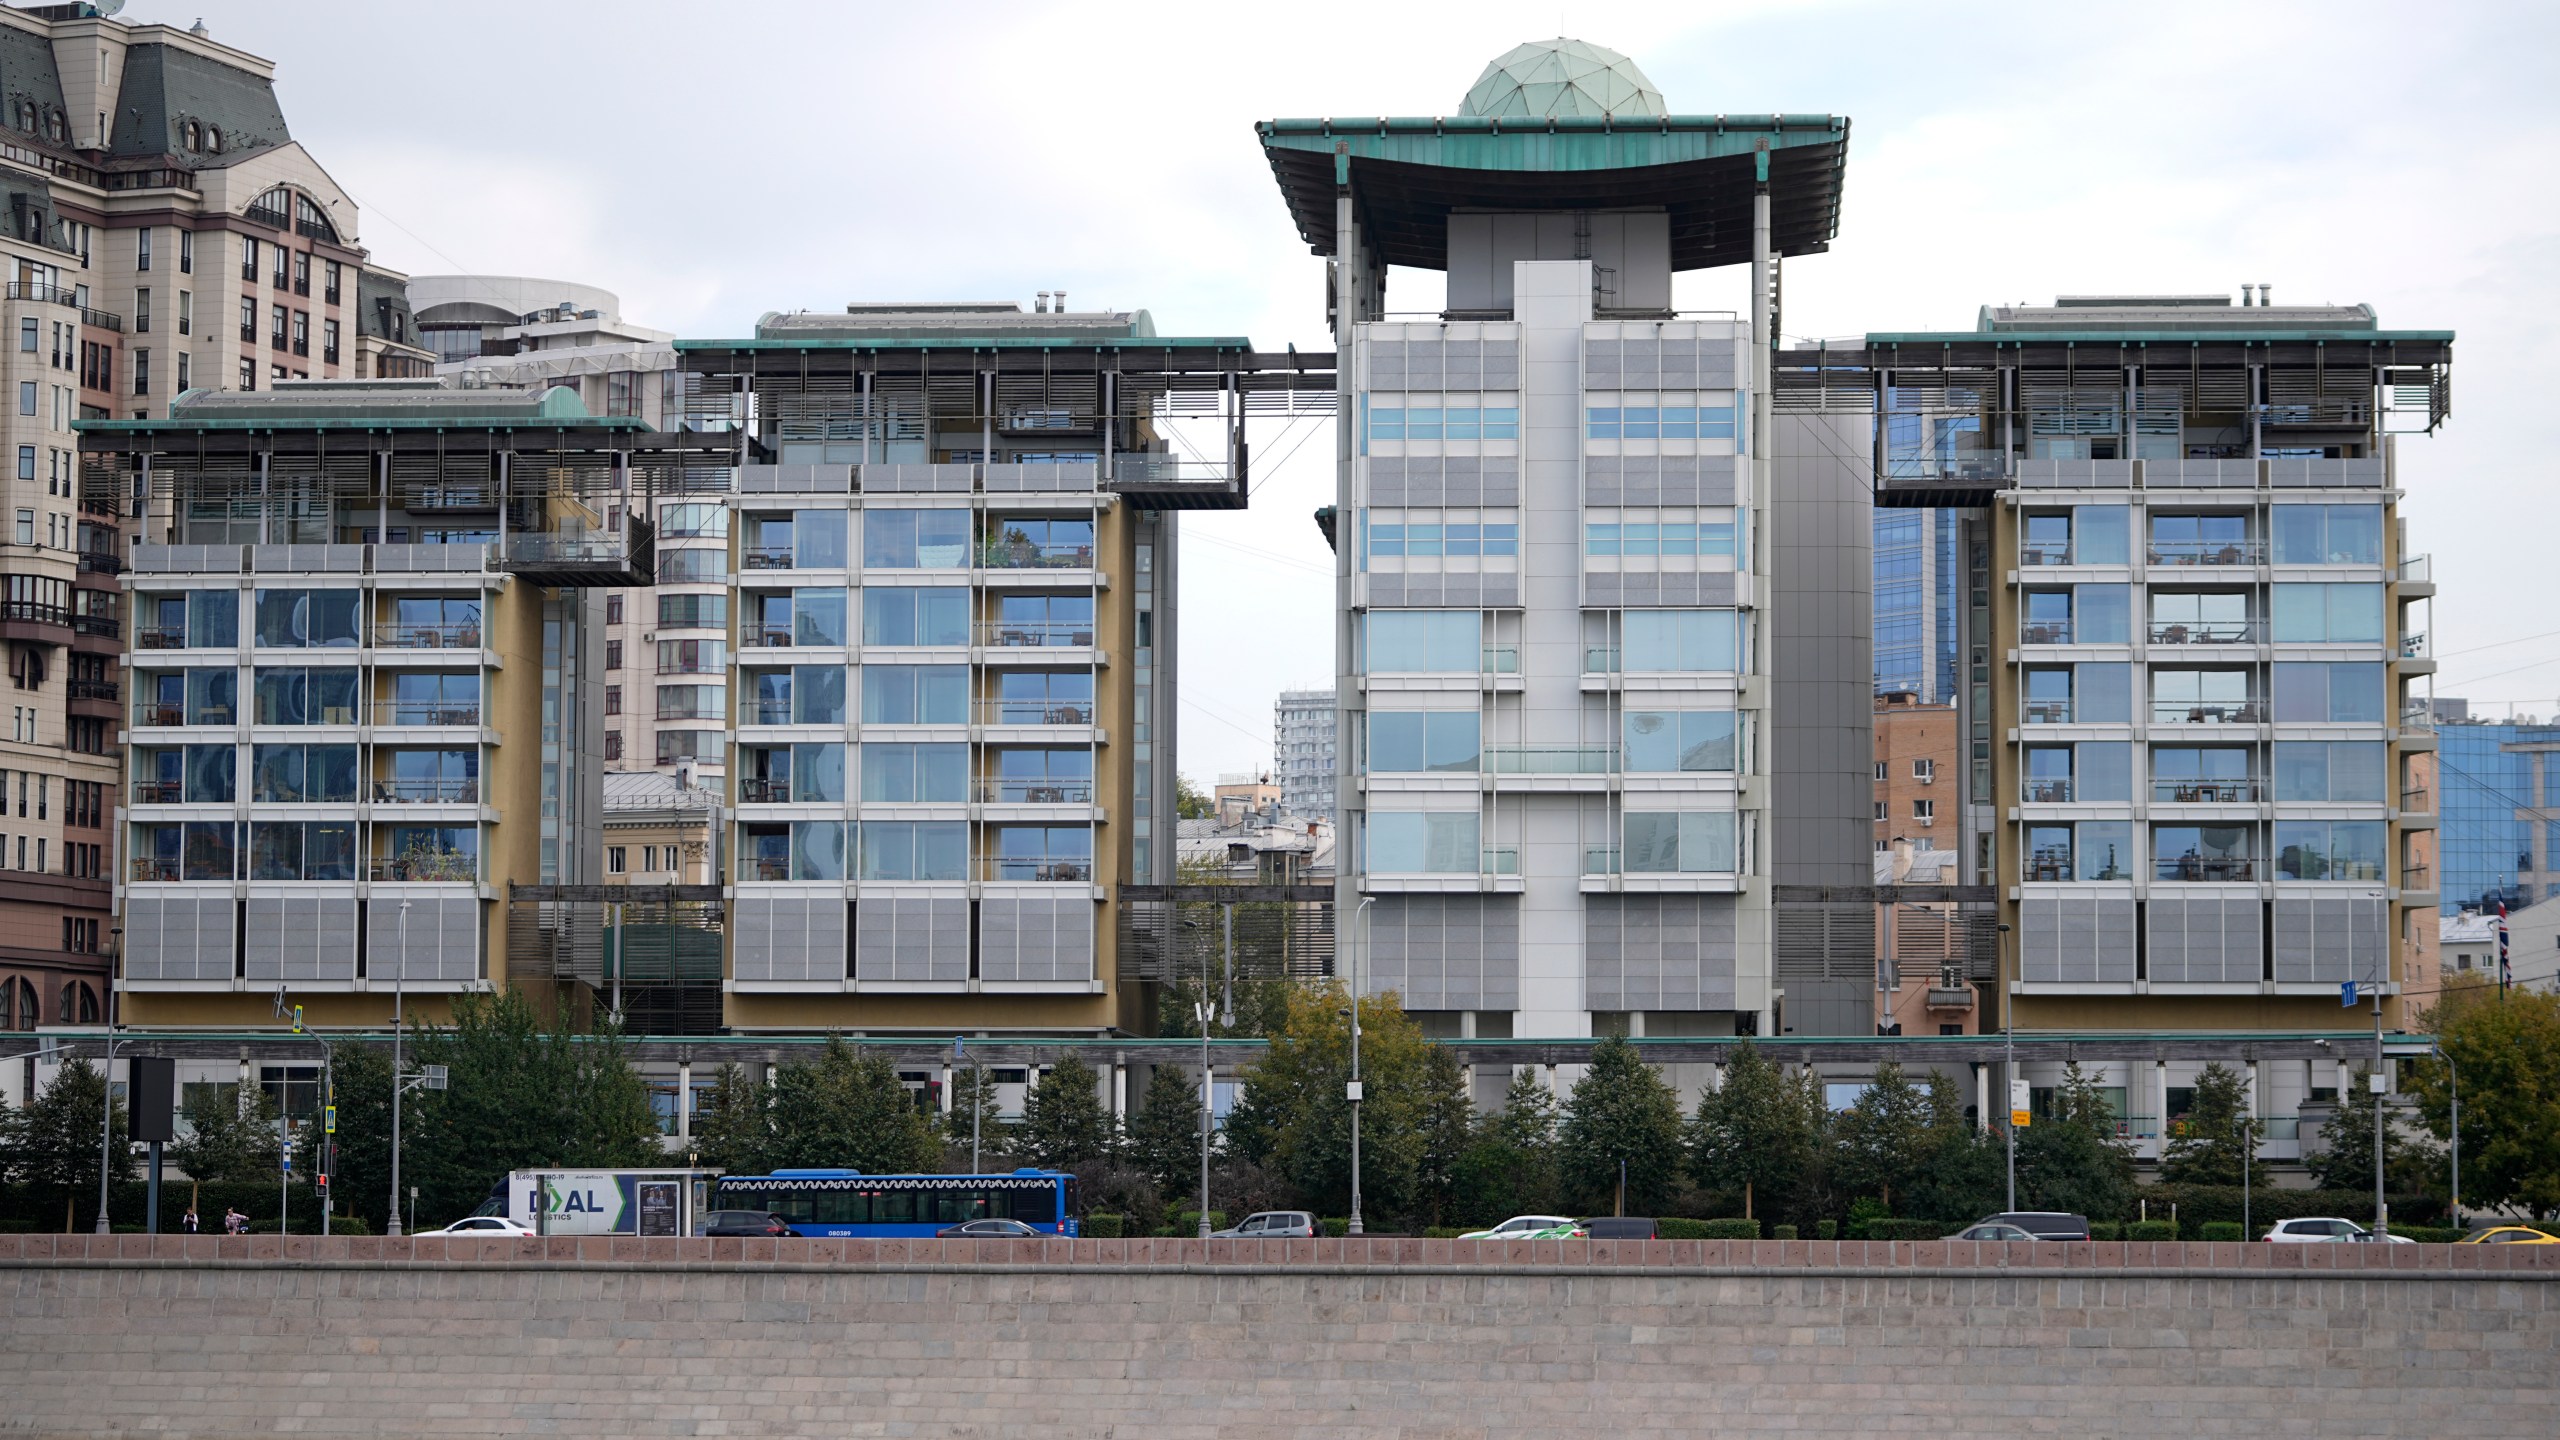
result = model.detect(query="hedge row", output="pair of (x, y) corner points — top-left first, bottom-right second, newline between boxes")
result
(0, 1181), (349, 1235)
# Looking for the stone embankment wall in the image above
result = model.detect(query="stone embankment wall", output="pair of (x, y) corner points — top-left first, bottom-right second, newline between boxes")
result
(3, 1233), (2555, 1439)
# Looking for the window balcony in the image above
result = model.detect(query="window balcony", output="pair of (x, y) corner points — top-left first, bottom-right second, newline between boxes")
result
(375, 701), (481, 727)
(77, 551), (120, 576)
(2152, 779), (2262, 803)
(369, 854), (478, 883)
(1583, 846), (1622, 875)
(975, 699), (1095, 726)
(740, 626), (798, 649)
(2019, 542), (2073, 567)
(2022, 701), (2074, 724)
(2149, 701), (2265, 725)
(133, 780), (184, 804)
(1485, 745), (1617, 775)
(68, 677), (117, 703)
(2147, 619), (2263, 646)
(737, 778), (792, 804)
(983, 859), (1094, 883)
(979, 539), (1095, 570)
(2023, 779), (2074, 803)
(136, 626), (186, 650)
(974, 779), (1096, 804)
(2154, 856), (2258, 882)
(131, 857), (181, 882)
(372, 778), (479, 804)
(979, 621), (1095, 649)
(373, 622), (482, 650)
(740, 545), (796, 570)
(2147, 539), (2264, 566)
(2023, 857), (2072, 882)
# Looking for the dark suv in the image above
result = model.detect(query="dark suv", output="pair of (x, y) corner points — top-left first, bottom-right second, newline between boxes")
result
(702, 1209), (792, 1237)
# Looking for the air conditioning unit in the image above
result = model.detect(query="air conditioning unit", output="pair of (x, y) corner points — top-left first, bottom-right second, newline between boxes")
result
(1917, 815), (1935, 826)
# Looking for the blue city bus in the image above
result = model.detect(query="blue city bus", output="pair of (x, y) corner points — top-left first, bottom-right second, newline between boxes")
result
(713, 1168), (1081, 1237)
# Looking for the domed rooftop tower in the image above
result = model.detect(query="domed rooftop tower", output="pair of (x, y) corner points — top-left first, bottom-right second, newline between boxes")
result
(1460, 38), (1665, 120)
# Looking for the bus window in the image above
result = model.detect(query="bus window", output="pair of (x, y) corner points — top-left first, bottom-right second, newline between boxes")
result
(812, 1192), (855, 1226)
(875, 1190), (914, 1225)
(771, 1195), (816, 1225)
(1005, 1189), (1055, 1224)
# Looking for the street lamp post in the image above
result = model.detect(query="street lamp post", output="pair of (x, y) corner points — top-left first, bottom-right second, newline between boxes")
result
(389, 898), (409, 1237)
(1999, 923), (2015, 1215)
(1349, 896), (1374, 1238)
(93, 1030), (124, 1234)
(1196, 996), (1214, 1240)
(2371, 985), (2388, 1240)
(2438, 1045), (2461, 1226)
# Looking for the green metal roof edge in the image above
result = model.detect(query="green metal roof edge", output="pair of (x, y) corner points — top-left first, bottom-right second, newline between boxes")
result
(74, 414), (663, 435)
(674, 335), (1255, 353)
(1861, 329), (2456, 345)
(19, 1026), (2440, 1049)
(1259, 114), (1845, 136)
(1257, 117), (1845, 175)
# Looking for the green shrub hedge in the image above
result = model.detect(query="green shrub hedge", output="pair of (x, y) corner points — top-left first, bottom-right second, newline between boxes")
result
(1653, 1217), (1705, 1240)
(1814, 1219), (1837, 1240)
(2197, 1221), (2245, 1242)
(2088, 1222), (2122, 1241)
(2125, 1220), (2178, 1240)
(1770, 1224), (1798, 1240)
(1861, 1218), (1953, 1242)
(1321, 1218), (1349, 1238)
(1696, 1218), (1761, 1240)
(1082, 1214), (1124, 1239)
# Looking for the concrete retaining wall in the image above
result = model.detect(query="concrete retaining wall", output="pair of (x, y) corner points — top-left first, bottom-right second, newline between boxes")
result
(4, 1234), (2555, 1438)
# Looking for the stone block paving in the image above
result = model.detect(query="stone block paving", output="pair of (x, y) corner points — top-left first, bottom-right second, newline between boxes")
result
(1, 1233), (2554, 1438)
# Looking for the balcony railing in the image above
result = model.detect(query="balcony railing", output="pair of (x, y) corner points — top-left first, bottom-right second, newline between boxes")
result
(137, 626), (186, 649)
(2023, 780), (2074, 803)
(2401, 786), (2431, 813)
(242, 202), (291, 230)
(1583, 847), (1622, 874)
(131, 857), (182, 882)
(373, 623), (482, 650)
(975, 699), (1095, 726)
(370, 854), (479, 883)
(133, 780), (185, 804)
(741, 627), (799, 649)
(2148, 619), (2262, 645)
(740, 545), (797, 570)
(2147, 539), (2264, 567)
(975, 779), (1095, 804)
(2400, 632), (2431, 660)
(375, 702), (481, 726)
(737, 778), (792, 804)
(133, 703), (202, 727)
(1482, 848), (1520, 875)
(2153, 779), (2261, 803)
(2020, 622), (2076, 645)
(2396, 555), (2432, 585)
(0, 600), (69, 627)
(979, 540), (1095, 570)
(77, 551), (121, 576)
(980, 622), (1095, 648)
(2022, 701), (2073, 724)
(2400, 705), (2437, 734)
(1485, 745), (1617, 775)
(2150, 701), (2265, 725)
(372, 779), (479, 804)
(2155, 856), (2259, 882)
(69, 678), (118, 702)
(984, 859), (1094, 883)
(2401, 865), (2433, 891)
(5, 282), (121, 331)
(2023, 857), (2072, 882)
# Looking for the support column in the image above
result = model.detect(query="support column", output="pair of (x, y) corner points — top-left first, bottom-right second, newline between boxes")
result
(1749, 144), (1778, 1039)
(1111, 1057), (1127, 1122)
(2155, 1059), (2171, 1150)
(938, 1062), (954, 1116)
(676, 1058), (692, 1146)
(1974, 1061), (1990, 1133)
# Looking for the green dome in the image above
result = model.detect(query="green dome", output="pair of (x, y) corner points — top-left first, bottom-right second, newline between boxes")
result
(1459, 38), (1665, 120)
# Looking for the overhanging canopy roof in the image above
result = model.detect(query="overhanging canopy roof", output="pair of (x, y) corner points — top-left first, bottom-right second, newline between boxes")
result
(1256, 114), (1849, 272)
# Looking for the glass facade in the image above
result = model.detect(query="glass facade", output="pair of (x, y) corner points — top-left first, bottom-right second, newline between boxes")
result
(1873, 507), (1957, 702)
(2436, 722), (2560, 914)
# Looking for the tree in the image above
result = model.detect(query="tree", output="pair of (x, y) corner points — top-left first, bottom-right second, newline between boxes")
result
(169, 1083), (282, 1185)
(1902, 1071), (2005, 1223)
(401, 990), (670, 1226)
(325, 1041), (396, 1230)
(686, 1063), (774, 1175)
(1685, 1042), (1824, 1220)
(1175, 774), (1214, 821)
(1447, 1068), (1563, 1225)
(1230, 981), (1437, 1220)
(2158, 1061), (2268, 1190)
(0, 1056), (127, 1192)
(1015, 1055), (1117, 1171)
(942, 1064), (1009, 1167)
(1410, 1044), (1477, 1227)
(1831, 1062), (1934, 1214)
(2406, 979), (2560, 1219)
(765, 1037), (940, 1174)
(1126, 1063), (1207, 1197)
(2013, 1061), (2135, 1220)
(2310, 1065), (2443, 1196)
(1558, 1035), (1685, 1215)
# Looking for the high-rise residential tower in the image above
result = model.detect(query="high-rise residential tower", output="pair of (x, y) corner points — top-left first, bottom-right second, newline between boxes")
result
(1260, 40), (1867, 1041)
(1272, 687), (1336, 822)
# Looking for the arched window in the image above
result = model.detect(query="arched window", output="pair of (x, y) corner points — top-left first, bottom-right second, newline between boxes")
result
(204, 126), (222, 154)
(77, 983), (98, 1024)
(184, 120), (202, 151)
(57, 981), (74, 1024)
(16, 978), (35, 1030)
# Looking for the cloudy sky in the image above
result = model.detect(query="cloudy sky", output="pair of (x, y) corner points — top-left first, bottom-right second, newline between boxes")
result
(175, 0), (2557, 777)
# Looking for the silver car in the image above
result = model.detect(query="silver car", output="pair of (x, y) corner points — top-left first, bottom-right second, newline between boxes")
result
(1212, 1210), (1317, 1237)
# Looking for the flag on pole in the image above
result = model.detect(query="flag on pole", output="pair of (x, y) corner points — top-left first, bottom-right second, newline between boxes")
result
(2498, 900), (2512, 994)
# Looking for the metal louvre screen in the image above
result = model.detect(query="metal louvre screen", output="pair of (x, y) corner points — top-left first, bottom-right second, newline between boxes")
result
(855, 897), (968, 983)
(1365, 456), (1519, 507)
(367, 895), (480, 983)
(1586, 894), (1737, 1012)
(1116, 891), (1333, 984)
(1773, 902), (1876, 983)
(2273, 896), (2387, 984)
(1584, 454), (1739, 507)
(732, 897), (846, 984)
(2146, 893), (2264, 984)
(978, 897), (1095, 985)
(122, 894), (236, 982)
(242, 897), (357, 982)
(1364, 895), (1519, 1012)
(2020, 896), (2138, 983)
(1585, 336), (1740, 391)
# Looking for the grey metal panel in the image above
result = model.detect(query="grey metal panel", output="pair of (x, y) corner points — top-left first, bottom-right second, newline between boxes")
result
(2275, 896), (2388, 984)
(2273, 897), (2319, 982)
(1782, 979), (1872, 1038)
(1364, 896), (1518, 1011)
(1368, 339), (1405, 390)
(1585, 456), (1621, 506)
(364, 895), (477, 983)
(1659, 336), (1699, 388)
(1587, 894), (1737, 1012)
(983, 463), (1097, 493)
(2149, 893), (2260, 984)
(1443, 456), (1481, 505)
(735, 896), (844, 983)
(1480, 574), (1520, 608)
(1584, 338), (1621, 387)
(1584, 572), (1621, 607)
(1481, 459), (1520, 506)
(2021, 896), (2136, 983)
(243, 897), (356, 982)
(1695, 455), (1739, 506)
(124, 894), (231, 983)
(1366, 457), (1405, 505)
(1406, 339), (1443, 392)
(1484, 340), (1520, 389)
(855, 896), (968, 983)
(1770, 412), (1874, 888)
(1367, 574), (1404, 607)
(980, 896), (1095, 985)
(732, 898), (777, 983)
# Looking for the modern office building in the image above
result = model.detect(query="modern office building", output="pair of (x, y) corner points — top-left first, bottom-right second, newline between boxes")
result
(1862, 291), (2452, 1039)
(0, 1), (434, 1037)
(1872, 507), (1959, 702)
(677, 300), (1325, 1036)
(2430, 715), (2560, 915)
(1272, 686), (1336, 822)
(80, 378), (703, 1029)
(1261, 40), (1869, 1041)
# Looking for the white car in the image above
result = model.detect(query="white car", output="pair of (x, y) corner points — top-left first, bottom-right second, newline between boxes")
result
(427, 1215), (537, 1237)
(1458, 1215), (1578, 1240)
(2262, 1217), (2414, 1244)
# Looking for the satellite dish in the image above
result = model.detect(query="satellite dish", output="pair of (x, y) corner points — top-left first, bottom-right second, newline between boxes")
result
(93, 2), (130, 16)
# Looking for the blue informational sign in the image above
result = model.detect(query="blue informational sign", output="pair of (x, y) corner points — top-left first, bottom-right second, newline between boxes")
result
(2341, 981), (2358, 1007)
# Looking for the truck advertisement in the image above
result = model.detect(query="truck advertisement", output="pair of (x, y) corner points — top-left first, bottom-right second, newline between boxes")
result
(498, 1170), (713, 1236)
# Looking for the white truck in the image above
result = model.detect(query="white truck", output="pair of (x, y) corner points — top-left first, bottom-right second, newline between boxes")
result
(478, 1169), (718, 1237)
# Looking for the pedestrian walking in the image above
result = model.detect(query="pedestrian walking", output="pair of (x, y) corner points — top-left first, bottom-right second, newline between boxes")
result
(223, 1207), (246, 1236)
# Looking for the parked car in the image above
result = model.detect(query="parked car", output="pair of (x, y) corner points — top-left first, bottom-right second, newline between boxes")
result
(2458, 1225), (2560, 1245)
(1579, 1217), (1658, 1240)
(1952, 1221), (2040, 1242)
(426, 1216), (536, 1237)
(1211, 1211), (1318, 1238)
(936, 1218), (1043, 1238)
(1974, 1211), (2090, 1241)
(1458, 1215), (1578, 1240)
(2263, 1217), (2412, 1243)
(701, 1209), (793, 1238)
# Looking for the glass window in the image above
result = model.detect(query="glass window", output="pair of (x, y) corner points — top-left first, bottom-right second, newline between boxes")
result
(862, 587), (968, 647)
(2270, 661), (2386, 724)
(657, 503), (728, 539)
(2022, 590), (2071, 643)
(859, 820), (968, 881)
(2153, 824), (2254, 882)
(2020, 513), (2071, 566)
(1623, 610), (1739, 672)
(2023, 823), (2072, 881)
(2073, 585), (2131, 643)
(254, 667), (361, 725)
(790, 510), (848, 568)
(381, 825), (477, 882)
(790, 665), (846, 724)
(181, 821), (237, 880)
(1623, 811), (1739, 873)
(181, 744), (234, 803)
(251, 743), (357, 802)
(994, 593), (1092, 646)
(2271, 504), (2384, 565)
(989, 670), (1092, 725)
(2074, 663), (2131, 723)
(1366, 811), (1480, 873)
(385, 672), (471, 726)
(2275, 820), (2387, 881)
(1622, 710), (1738, 772)
(789, 821), (847, 880)
(790, 743), (846, 802)
(860, 665), (967, 725)
(657, 592), (729, 630)
(861, 742), (967, 801)
(988, 824), (1094, 881)
(2270, 584), (2384, 643)
(2075, 741), (2132, 802)
(385, 749), (476, 803)
(2076, 821), (2134, 880)
(1366, 711), (1481, 772)
(863, 509), (969, 569)
(2073, 506), (2130, 564)
(2022, 668), (2073, 725)
(659, 549), (728, 584)
(185, 590), (236, 648)
(1361, 611), (1480, 673)
(2023, 746), (2074, 802)
(989, 748), (1093, 802)
(2272, 741), (2386, 803)
(183, 669), (236, 725)
(252, 821), (357, 880)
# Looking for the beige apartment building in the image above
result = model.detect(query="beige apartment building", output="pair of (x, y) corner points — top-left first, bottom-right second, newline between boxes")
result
(0, 2), (429, 1037)
(1871, 691), (1956, 855)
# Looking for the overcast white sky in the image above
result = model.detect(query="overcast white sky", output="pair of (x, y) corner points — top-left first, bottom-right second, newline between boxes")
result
(172, 0), (2558, 777)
